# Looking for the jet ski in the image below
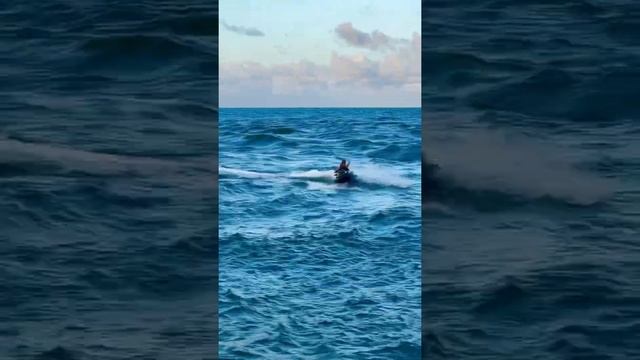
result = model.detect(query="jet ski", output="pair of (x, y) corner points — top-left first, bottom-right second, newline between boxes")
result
(334, 168), (354, 183)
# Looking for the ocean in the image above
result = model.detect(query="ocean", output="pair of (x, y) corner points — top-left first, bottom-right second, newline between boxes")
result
(219, 108), (422, 359)
(0, 1), (218, 359)
(423, 1), (640, 359)
(3, 0), (639, 358)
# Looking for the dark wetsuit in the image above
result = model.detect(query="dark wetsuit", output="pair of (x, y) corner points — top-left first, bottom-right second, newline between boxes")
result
(337, 161), (350, 171)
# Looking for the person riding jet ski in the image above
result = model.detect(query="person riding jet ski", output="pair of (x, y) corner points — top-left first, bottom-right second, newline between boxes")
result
(334, 159), (353, 183)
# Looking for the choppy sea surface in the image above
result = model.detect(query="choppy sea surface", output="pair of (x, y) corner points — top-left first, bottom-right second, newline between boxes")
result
(219, 108), (421, 359)
(423, 1), (640, 359)
(0, 1), (217, 359)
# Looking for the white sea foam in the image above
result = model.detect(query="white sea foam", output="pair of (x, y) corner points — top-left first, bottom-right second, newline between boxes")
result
(425, 130), (617, 205)
(221, 164), (415, 189)
(219, 167), (276, 179)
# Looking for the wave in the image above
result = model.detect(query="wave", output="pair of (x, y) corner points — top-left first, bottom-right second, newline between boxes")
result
(473, 278), (528, 314)
(140, 14), (218, 36)
(367, 144), (421, 162)
(467, 68), (578, 119)
(244, 133), (286, 144)
(422, 50), (530, 77)
(424, 130), (616, 206)
(221, 164), (414, 188)
(76, 34), (214, 75)
(80, 35), (209, 59)
(269, 127), (296, 135)
(36, 346), (82, 360)
(606, 11), (640, 46)
(467, 67), (640, 122)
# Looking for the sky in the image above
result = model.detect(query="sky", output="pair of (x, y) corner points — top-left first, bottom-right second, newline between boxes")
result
(219, 0), (421, 107)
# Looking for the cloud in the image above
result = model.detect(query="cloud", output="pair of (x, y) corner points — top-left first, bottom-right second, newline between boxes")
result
(220, 30), (421, 107)
(328, 32), (420, 88)
(222, 21), (265, 37)
(378, 32), (421, 85)
(334, 22), (402, 51)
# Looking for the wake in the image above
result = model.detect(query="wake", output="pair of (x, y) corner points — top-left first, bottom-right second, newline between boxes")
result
(424, 130), (617, 206)
(0, 136), (214, 191)
(220, 164), (414, 188)
(219, 167), (277, 179)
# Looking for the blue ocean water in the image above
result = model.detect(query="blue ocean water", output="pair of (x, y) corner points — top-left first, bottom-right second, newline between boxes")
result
(423, 1), (640, 359)
(0, 1), (218, 359)
(219, 108), (421, 359)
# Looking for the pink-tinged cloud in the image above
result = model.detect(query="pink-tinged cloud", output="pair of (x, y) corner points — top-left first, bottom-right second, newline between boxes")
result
(220, 29), (420, 107)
